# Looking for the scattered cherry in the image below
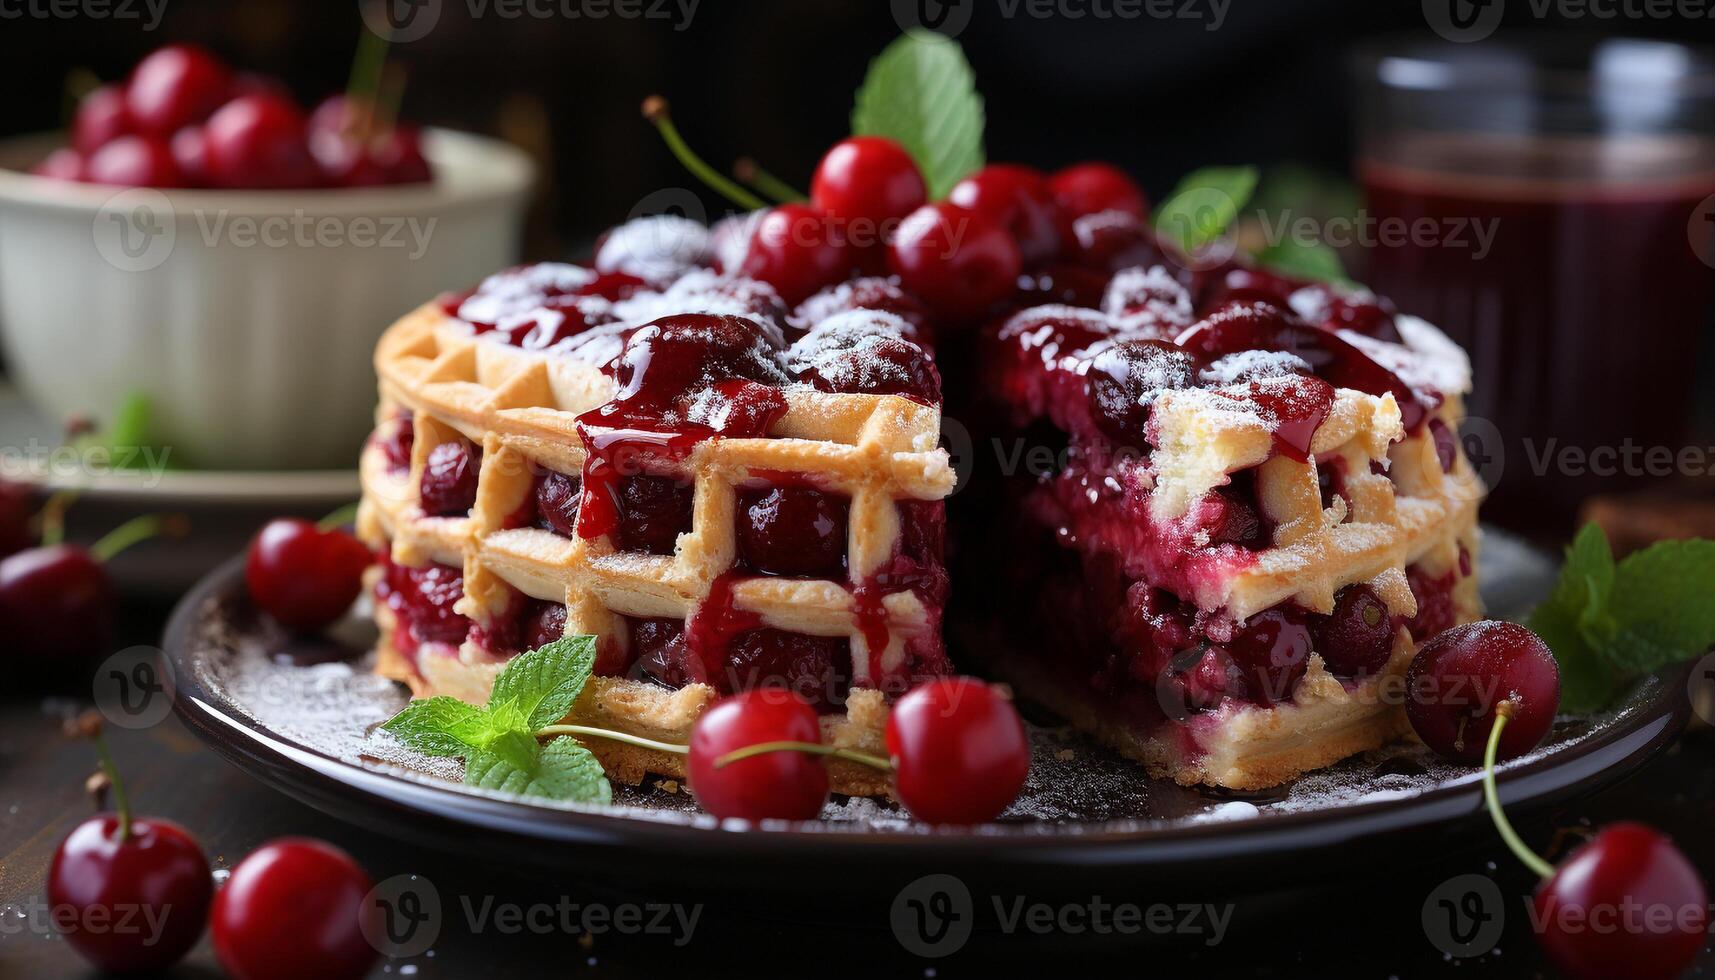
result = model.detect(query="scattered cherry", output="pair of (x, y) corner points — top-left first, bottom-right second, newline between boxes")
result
(0, 545), (115, 661)
(947, 163), (1068, 265)
(687, 688), (830, 820)
(125, 43), (232, 137)
(887, 202), (1022, 322)
(1533, 823), (1709, 980)
(1405, 620), (1560, 764)
(245, 517), (372, 632)
(810, 135), (927, 231)
(48, 713), (213, 973)
(202, 93), (318, 189)
(210, 838), (378, 980)
(1047, 161), (1147, 219)
(740, 203), (851, 306)
(885, 677), (1030, 824)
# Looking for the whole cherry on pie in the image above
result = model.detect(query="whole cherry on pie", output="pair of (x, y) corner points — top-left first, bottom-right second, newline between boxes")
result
(948, 163), (1068, 265)
(740, 203), (852, 306)
(887, 202), (1021, 322)
(1047, 161), (1147, 219)
(810, 136), (927, 231)
(210, 838), (378, 980)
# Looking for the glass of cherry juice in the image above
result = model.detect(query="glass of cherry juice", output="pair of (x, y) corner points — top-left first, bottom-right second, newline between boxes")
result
(1354, 37), (1715, 531)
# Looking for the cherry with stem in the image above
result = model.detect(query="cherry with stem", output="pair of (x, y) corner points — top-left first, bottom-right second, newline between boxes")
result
(733, 157), (806, 205)
(641, 96), (767, 211)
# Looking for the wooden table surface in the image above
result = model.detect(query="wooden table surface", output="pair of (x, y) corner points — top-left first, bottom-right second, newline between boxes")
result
(3, 606), (1713, 979)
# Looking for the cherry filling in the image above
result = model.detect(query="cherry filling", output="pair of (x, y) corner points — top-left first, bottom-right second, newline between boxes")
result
(373, 411), (414, 473)
(1405, 559), (1463, 641)
(735, 485), (849, 578)
(374, 552), (471, 664)
(419, 439), (480, 517)
(1311, 584), (1396, 677)
(1205, 471), (1274, 550)
(723, 629), (852, 711)
(531, 469), (583, 538)
(574, 314), (791, 547)
(629, 617), (698, 687)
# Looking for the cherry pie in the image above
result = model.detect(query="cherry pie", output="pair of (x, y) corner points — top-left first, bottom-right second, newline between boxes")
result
(359, 198), (1482, 793)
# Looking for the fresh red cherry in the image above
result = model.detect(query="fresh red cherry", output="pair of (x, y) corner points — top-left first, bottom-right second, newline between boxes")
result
(1533, 823), (1708, 980)
(1048, 162), (1147, 219)
(85, 134), (186, 187)
(32, 148), (86, 181)
(373, 125), (431, 184)
(1312, 584), (1396, 677)
(73, 84), (133, 154)
(309, 132), (388, 187)
(1405, 620), (1560, 764)
(126, 44), (232, 136)
(687, 688), (829, 820)
(203, 93), (318, 189)
(49, 714), (215, 974)
(740, 204), (851, 306)
(0, 545), (115, 660)
(170, 125), (209, 185)
(947, 163), (1068, 265)
(810, 136), (927, 233)
(886, 677), (1030, 824)
(245, 518), (372, 632)
(210, 838), (378, 980)
(887, 202), (1022, 322)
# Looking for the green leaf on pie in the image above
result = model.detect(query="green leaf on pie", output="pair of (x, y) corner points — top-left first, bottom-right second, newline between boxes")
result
(381, 696), (487, 757)
(1251, 238), (1348, 285)
(851, 30), (985, 199)
(486, 634), (596, 730)
(463, 737), (612, 805)
(1152, 165), (1258, 255)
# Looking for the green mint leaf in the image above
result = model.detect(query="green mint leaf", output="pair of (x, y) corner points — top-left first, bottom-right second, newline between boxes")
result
(486, 635), (597, 731)
(463, 738), (612, 805)
(484, 729), (543, 774)
(1529, 524), (1620, 712)
(1604, 539), (1715, 673)
(851, 30), (985, 199)
(1152, 165), (1258, 255)
(1251, 238), (1348, 284)
(381, 696), (487, 757)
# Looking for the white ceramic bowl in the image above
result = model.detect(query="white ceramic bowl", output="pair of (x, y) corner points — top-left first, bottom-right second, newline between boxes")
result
(0, 129), (533, 470)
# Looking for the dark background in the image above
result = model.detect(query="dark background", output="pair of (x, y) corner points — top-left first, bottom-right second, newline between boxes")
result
(8, 0), (1714, 255)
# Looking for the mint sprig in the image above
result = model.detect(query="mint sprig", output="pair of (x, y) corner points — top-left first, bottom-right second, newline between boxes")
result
(1152, 165), (1258, 255)
(852, 30), (985, 199)
(381, 636), (612, 805)
(1251, 238), (1348, 285)
(1528, 525), (1715, 712)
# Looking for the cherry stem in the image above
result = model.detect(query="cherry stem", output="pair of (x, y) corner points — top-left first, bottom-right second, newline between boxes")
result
(318, 502), (362, 532)
(90, 513), (187, 564)
(733, 157), (806, 204)
(38, 490), (78, 548)
(536, 724), (689, 756)
(344, 22), (391, 141)
(1483, 703), (1557, 879)
(641, 96), (767, 211)
(89, 730), (133, 843)
(712, 740), (892, 772)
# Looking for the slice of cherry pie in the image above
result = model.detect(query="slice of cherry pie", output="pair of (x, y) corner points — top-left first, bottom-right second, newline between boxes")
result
(359, 198), (1482, 794)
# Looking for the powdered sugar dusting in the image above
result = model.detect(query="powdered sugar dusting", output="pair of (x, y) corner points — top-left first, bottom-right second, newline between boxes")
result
(595, 215), (711, 282)
(1200, 350), (1312, 386)
(1343, 315), (1472, 397)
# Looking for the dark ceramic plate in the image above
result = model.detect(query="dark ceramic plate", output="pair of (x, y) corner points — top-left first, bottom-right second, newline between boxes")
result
(164, 529), (1690, 900)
